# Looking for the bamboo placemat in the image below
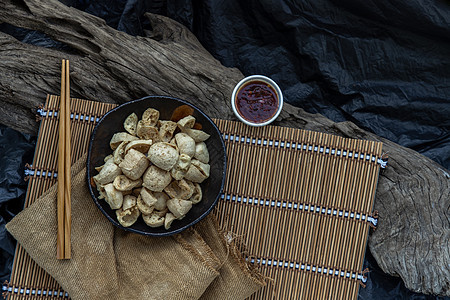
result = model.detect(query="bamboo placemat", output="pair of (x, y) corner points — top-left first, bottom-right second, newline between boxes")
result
(213, 120), (382, 299)
(3, 95), (383, 300)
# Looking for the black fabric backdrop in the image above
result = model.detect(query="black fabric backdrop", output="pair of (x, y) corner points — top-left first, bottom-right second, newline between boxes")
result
(0, 0), (449, 298)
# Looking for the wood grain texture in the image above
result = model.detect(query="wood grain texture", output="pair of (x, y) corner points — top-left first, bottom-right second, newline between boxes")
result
(0, 0), (448, 296)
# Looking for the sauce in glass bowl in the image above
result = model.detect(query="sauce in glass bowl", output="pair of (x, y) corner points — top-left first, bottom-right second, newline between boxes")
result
(231, 75), (283, 127)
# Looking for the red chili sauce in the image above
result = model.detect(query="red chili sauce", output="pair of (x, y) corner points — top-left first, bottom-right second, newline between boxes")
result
(235, 80), (279, 123)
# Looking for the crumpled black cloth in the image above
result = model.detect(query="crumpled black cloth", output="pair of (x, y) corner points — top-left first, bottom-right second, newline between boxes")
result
(68, 0), (450, 170)
(167, 0), (450, 170)
(1, 0), (449, 299)
(0, 125), (35, 283)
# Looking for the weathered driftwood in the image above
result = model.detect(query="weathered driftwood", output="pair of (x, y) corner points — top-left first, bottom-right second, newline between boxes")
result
(0, 0), (448, 296)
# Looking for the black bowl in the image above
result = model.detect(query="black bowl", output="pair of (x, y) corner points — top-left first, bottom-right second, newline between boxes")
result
(86, 96), (227, 236)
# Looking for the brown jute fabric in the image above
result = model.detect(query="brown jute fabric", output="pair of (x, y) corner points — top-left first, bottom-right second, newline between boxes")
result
(6, 154), (265, 300)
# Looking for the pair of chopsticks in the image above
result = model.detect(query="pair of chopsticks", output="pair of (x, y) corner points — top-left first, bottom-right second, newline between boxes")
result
(57, 59), (72, 260)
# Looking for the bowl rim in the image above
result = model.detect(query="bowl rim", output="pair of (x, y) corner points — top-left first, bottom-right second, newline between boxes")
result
(86, 95), (227, 236)
(231, 75), (283, 127)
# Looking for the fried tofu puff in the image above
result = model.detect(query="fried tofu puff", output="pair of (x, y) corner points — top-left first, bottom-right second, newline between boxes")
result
(164, 179), (195, 200)
(123, 113), (138, 135)
(110, 132), (138, 150)
(142, 108), (160, 126)
(184, 159), (210, 183)
(118, 149), (149, 180)
(142, 212), (165, 228)
(142, 165), (172, 192)
(93, 159), (122, 185)
(194, 142), (209, 164)
(158, 120), (178, 142)
(170, 153), (191, 180)
(182, 128), (210, 142)
(124, 139), (153, 154)
(167, 198), (192, 219)
(104, 183), (123, 210)
(175, 133), (196, 158)
(148, 142), (179, 171)
(113, 175), (142, 192)
(116, 206), (140, 227)
(136, 121), (160, 141)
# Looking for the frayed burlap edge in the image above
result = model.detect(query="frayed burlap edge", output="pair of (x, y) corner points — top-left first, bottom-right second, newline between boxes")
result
(209, 215), (268, 286)
(174, 228), (222, 274)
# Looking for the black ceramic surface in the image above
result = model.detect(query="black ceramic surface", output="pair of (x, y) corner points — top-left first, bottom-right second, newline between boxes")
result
(87, 96), (227, 236)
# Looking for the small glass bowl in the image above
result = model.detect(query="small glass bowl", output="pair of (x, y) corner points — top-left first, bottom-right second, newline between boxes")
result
(231, 75), (283, 127)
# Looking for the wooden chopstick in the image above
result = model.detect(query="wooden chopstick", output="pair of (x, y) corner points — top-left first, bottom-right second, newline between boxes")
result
(64, 59), (71, 259)
(57, 60), (66, 259)
(57, 59), (71, 259)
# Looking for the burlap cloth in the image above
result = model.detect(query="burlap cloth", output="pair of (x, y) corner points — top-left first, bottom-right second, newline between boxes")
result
(6, 154), (265, 300)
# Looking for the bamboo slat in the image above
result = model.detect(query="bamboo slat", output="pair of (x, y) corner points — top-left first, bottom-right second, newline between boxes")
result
(4, 96), (382, 300)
